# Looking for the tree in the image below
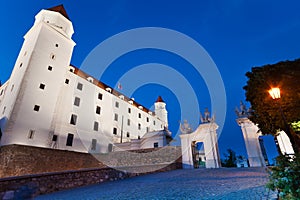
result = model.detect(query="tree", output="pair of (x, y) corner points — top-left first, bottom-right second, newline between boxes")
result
(244, 59), (300, 153)
(221, 149), (237, 167)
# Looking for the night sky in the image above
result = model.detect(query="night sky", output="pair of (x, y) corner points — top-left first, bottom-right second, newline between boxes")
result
(1, 1), (300, 162)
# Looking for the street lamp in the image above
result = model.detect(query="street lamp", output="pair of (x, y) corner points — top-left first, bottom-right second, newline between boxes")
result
(269, 87), (281, 100)
(268, 87), (295, 155)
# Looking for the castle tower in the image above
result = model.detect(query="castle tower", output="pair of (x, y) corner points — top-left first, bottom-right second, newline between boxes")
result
(154, 96), (168, 128)
(235, 102), (266, 167)
(0, 5), (75, 146)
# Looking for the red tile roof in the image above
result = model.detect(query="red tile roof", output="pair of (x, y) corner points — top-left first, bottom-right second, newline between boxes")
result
(47, 4), (70, 20)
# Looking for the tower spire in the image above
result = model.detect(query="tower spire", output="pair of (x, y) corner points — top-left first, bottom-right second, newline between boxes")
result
(47, 4), (70, 20)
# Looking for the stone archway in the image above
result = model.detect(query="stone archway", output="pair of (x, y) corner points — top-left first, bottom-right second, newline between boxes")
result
(180, 122), (221, 169)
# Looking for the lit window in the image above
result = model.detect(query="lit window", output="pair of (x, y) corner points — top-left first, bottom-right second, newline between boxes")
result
(28, 130), (35, 139)
(128, 108), (131, 113)
(94, 121), (99, 131)
(74, 97), (80, 107)
(39, 83), (45, 90)
(138, 123), (141, 130)
(98, 93), (103, 100)
(48, 66), (53, 71)
(33, 105), (40, 112)
(127, 119), (130, 126)
(65, 79), (69, 84)
(113, 127), (117, 135)
(114, 113), (118, 121)
(91, 139), (97, 150)
(77, 83), (83, 91)
(96, 106), (101, 115)
(70, 114), (77, 125)
(154, 142), (159, 148)
(115, 101), (119, 108)
(66, 133), (74, 146)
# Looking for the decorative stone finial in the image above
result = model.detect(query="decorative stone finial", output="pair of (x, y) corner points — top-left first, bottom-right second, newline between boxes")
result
(200, 108), (215, 123)
(180, 120), (193, 134)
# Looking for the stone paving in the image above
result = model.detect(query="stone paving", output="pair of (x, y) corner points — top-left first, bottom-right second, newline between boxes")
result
(36, 167), (278, 200)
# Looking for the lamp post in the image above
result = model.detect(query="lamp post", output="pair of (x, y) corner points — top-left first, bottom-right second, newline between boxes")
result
(269, 87), (295, 155)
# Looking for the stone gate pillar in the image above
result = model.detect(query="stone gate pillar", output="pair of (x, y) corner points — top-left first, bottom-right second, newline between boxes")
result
(235, 102), (266, 167)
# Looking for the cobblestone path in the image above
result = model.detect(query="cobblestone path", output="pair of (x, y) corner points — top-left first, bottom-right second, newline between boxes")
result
(36, 167), (278, 200)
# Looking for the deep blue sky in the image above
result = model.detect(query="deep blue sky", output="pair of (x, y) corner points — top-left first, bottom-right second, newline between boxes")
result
(1, 1), (300, 162)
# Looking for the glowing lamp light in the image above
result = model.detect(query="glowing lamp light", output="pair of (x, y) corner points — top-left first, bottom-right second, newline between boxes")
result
(269, 87), (281, 100)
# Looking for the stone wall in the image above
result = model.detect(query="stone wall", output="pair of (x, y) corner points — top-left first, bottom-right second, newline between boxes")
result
(0, 144), (182, 198)
(0, 145), (104, 178)
(0, 163), (181, 199)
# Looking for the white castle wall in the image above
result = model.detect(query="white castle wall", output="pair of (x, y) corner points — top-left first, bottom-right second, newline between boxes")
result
(0, 7), (167, 154)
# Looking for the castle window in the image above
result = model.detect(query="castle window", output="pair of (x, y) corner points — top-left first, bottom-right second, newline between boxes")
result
(153, 120), (156, 125)
(146, 117), (149, 122)
(33, 105), (40, 112)
(138, 113), (141, 118)
(66, 133), (74, 146)
(77, 83), (83, 91)
(94, 121), (99, 131)
(87, 77), (93, 83)
(0, 90), (3, 95)
(113, 127), (117, 135)
(127, 119), (130, 126)
(74, 97), (80, 107)
(96, 106), (101, 115)
(154, 142), (159, 148)
(55, 43), (59, 47)
(65, 79), (69, 84)
(50, 53), (56, 60)
(127, 132), (130, 138)
(98, 93), (103, 100)
(115, 101), (119, 108)
(138, 136), (140, 140)
(114, 113), (118, 121)
(48, 66), (53, 71)
(91, 139), (97, 150)
(70, 114), (77, 125)
(52, 135), (58, 142)
(2, 106), (6, 114)
(128, 108), (131, 113)
(39, 83), (45, 90)
(138, 123), (141, 130)
(28, 130), (35, 139)
(11, 84), (14, 92)
(108, 143), (113, 152)
(146, 127), (150, 133)
(19, 63), (23, 67)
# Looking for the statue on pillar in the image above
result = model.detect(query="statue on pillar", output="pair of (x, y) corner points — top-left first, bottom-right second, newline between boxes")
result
(200, 108), (215, 123)
(235, 101), (251, 117)
(180, 120), (193, 134)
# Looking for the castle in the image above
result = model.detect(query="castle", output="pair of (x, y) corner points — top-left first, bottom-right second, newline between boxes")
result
(0, 5), (170, 153)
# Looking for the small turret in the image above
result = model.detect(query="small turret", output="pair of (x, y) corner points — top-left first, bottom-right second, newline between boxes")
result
(154, 96), (168, 128)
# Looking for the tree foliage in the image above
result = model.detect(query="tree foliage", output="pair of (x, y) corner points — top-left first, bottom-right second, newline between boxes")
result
(244, 59), (300, 152)
(267, 154), (300, 199)
(221, 149), (237, 167)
